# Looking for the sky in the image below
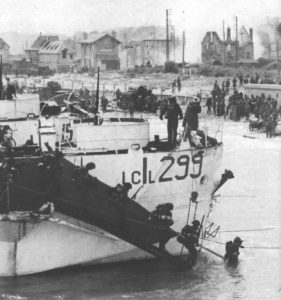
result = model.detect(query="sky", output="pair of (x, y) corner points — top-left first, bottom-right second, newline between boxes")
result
(1, 0), (280, 61)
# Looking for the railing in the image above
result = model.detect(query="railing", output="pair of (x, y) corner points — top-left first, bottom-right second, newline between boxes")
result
(200, 115), (224, 144)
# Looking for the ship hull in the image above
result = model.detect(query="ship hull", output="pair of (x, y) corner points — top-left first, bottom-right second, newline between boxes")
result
(0, 144), (223, 276)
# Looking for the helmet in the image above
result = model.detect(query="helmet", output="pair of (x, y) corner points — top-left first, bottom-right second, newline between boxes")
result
(85, 162), (96, 170)
(192, 220), (200, 227)
(164, 203), (174, 210)
(234, 236), (243, 244)
(124, 182), (132, 190)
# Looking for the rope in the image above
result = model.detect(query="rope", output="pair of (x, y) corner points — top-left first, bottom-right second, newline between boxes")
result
(216, 195), (256, 198)
(220, 228), (275, 233)
(180, 146), (200, 255)
(204, 238), (281, 250)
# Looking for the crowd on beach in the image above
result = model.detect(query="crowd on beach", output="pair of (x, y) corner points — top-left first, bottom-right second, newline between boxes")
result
(206, 77), (281, 137)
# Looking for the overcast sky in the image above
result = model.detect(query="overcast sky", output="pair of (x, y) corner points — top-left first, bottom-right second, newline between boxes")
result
(1, 0), (280, 61)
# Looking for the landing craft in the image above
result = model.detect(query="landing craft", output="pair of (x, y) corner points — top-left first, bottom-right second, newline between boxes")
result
(0, 85), (231, 276)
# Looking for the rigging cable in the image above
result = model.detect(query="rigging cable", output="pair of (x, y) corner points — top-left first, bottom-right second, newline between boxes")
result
(204, 238), (281, 250)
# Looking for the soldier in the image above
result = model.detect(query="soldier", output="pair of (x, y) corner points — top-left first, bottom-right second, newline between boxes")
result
(128, 100), (135, 118)
(183, 97), (202, 131)
(160, 97), (183, 144)
(206, 96), (212, 114)
(224, 236), (244, 263)
(177, 220), (201, 265)
(115, 88), (121, 100)
(225, 78), (230, 94)
(177, 77), (182, 92)
(172, 80), (177, 94)
(232, 77), (237, 90)
(5, 78), (17, 100)
(101, 95), (109, 113)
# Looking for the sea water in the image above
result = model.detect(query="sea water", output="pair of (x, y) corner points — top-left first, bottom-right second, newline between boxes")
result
(0, 119), (280, 300)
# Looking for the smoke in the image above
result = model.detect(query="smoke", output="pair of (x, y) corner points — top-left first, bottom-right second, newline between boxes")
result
(257, 17), (281, 57)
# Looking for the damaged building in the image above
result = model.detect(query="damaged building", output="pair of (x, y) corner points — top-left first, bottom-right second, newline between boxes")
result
(120, 32), (174, 68)
(0, 38), (10, 62)
(79, 32), (122, 71)
(201, 26), (254, 64)
(25, 34), (76, 72)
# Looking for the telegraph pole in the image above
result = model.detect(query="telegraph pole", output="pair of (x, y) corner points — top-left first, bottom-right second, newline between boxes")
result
(276, 40), (280, 75)
(173, 27), (176, 62)
(223, 20), (226, 64)
(166, 9), (170, 62)
(235, 16), (238, 61)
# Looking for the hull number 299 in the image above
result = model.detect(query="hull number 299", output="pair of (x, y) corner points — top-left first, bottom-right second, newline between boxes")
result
(122, 152), (203, 185)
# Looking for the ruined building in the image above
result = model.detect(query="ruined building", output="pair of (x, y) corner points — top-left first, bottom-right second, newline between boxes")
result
(119, 29), (175, 69)
(25, 34), (76, 72)
(201, 26), (254, 64)
(0, 38), (10, 62)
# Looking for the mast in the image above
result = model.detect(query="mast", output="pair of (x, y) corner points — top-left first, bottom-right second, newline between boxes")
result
(173, 26), (176, 62)
(182, 31), (185, 67)
(223, 20), (226, 64)
(166, 9), (170, 62)
(235, 16), (238, 61)
(95, 66), (100, 113)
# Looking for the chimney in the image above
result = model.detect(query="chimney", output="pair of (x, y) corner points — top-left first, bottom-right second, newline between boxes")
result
(227, 27), (231, 41)
(112, 31), (116, 39)
(249, 28), (253, 41)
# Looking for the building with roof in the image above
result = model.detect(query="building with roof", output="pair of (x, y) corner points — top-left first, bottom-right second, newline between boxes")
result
(119, 30), (174, 69)
(25, 34), (59, 63)
(201, 26), (254, 64)
(80, 32), (122, 71)
(0, 38), (10, 61)
(25, 34), (76, 72)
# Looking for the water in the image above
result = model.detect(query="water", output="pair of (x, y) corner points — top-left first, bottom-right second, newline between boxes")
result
(0, 119), (280, 300)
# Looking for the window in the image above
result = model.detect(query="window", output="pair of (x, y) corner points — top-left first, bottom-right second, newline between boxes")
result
(62, 49), (67, 59)
(70, 54), (73, 59)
